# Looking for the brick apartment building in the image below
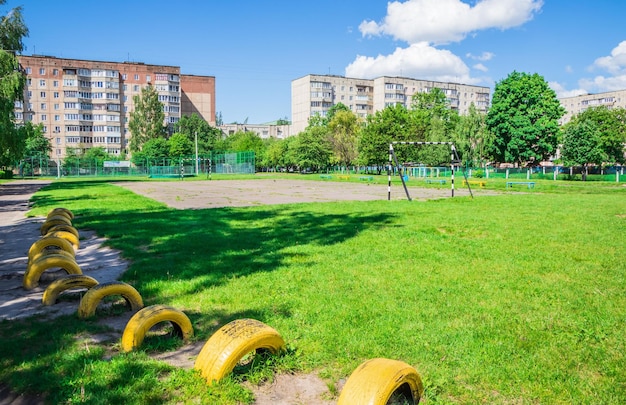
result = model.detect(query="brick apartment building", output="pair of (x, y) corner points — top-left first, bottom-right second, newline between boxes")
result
(15, 55), (215, 159)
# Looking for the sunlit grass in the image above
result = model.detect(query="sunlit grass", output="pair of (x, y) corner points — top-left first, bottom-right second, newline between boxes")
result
(2, 178), (624, 403)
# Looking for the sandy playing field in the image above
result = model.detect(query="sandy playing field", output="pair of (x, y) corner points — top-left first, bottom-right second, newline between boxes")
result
(115, 177), (480, 209)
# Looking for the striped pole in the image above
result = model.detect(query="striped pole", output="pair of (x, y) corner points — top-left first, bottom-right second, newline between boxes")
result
(388, 144), (392, 200)
(450, 148), (455, 197)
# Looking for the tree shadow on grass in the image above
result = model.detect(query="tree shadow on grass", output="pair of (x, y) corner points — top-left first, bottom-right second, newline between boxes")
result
(73, 204), (396, 301)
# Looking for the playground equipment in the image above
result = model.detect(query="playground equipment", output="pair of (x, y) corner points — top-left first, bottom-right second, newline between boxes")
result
(77, 281), (143, 318)
(23, 253), (82, 290)
(337, 358), (424, 405)
(27, 236), (75, 261)
(42, 274), (99, 306)
(121, 305), (194, 352)
(194, 318), (285, 384)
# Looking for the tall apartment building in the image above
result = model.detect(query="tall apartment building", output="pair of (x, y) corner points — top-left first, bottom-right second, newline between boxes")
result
(291, 74), (491, 133)
(558, 89), (626, 124)
(15, 55), (215, 159)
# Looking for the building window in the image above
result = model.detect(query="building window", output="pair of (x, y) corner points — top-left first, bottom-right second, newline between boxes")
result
(134, 74), (139, 80)
(54, 92), (59, 98)
(40, 103), (47, 110)
(25, 67), (31, 74)
(40, 91), (46, 98)
(122, 74), (127, 80)
(39, 79), (46, 86)
(54, 115), (60, 121)
(53, 69), (58, 76)
(39, 68), (45, 75)
(53, 80), (58, 87)
(56, 149), (61, 156)
(146, 75), (151, 82)
(41, 114), (47, 121)
(133, 85), (139, 92)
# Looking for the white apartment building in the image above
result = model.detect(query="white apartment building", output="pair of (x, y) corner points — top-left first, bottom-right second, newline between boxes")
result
(291, 74), (491, 133)
(558, 89), (626, 124)
(16, 55), (215, 159)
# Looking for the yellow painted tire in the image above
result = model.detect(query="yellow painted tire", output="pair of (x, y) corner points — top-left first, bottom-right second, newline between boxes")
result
(121, 305), (194, 352)
(42, 274), (99, 305)
(23, 255), (82, 290)
(45, 224), (79, 239)
(336, 358), (424, 405)
(28, 236), (75, 261)
(46, 211), (72, 223)
(48, 207), (74, 220)
(40, 216), (72, 235)
(77, 281), (143, 318)
(29, 248), (75, 266)
(194, 318), (285, 384)
(45, 230), (79, 250)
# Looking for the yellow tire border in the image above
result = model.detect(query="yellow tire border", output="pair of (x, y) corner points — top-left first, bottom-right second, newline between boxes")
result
(194, 318), (285, 384)
(336, 358), (424, 405)
(77, 281), (143, 318)
(121, 304), (194, 352)
(42, 274), (99, 306)
(23, 255), (82, 290)
(27, 236), (74, 261)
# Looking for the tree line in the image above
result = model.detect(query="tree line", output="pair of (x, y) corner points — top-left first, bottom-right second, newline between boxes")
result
(0, 1), (624, 178)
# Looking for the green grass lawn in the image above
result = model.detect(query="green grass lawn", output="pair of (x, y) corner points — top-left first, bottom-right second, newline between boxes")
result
(1, 178), (625, 404)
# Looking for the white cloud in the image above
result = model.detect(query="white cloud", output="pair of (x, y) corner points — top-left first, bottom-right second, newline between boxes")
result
(346, 42), (478, 83)
(590, 41), (626, 75)
(473, 63), (489, 72)
(549, 81), (587, 98)
(359, 0), (543, 45)
(466, 52), (495, 61)
(573, 41), (626, 93)
(348, 0), (542, 84)
(565, 65), (573, 73)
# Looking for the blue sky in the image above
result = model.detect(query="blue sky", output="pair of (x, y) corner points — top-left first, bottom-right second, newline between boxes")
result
(19, 0), (626, 124)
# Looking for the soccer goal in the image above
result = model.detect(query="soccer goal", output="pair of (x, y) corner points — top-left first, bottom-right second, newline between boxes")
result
(387, 141), (473, 200)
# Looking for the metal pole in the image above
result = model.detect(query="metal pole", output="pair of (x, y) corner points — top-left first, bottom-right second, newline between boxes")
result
(194, 131), (199, 176)
(450, 148), (455, 198)
(388, 144), (392, 201)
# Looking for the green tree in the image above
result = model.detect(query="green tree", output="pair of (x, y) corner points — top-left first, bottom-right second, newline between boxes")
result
(292, 126), (332, 172)
(0, 1), (28, 169)
(568, 106), (626, 165)
(358, 104), (416, 173)
(168, 133), (193, 157)
(410, 88), (459, 165)
(561, 120), (606, 181)
(486, 71), (565, 166)
(453, 103), (493, 167)
(131, 137), (169, 166)
(174, 113), (222, 154)
(128, 84), (165, 152)
(328, 109), (360, 168)
(24, 123), (51, 158)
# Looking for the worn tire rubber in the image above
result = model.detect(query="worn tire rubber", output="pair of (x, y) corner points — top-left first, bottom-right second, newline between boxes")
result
(28, 236), (75, 261)
(194, 318), (285, 384)
(45, 230), (79, 250)
(77, 281), (143, 318)
(29, 248), (75, 266)
(45, 224), (79, 239)
(336, 358), (424, 405)
(48, 207), (74, 220)
(121, 305), (194, 352)
(42, 274), (99, 305)
(40, 216), (72, 235)
(23, 255), (82, 290)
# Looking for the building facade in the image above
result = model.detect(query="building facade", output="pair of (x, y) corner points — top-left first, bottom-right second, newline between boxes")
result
(219, 123), (291, 139)
(558, 89), (626, 124)
(291, 74), (491, 134)
(16, 55), (215, 159)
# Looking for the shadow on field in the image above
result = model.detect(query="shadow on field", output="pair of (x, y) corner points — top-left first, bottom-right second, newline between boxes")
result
(30, 180), (396, 316)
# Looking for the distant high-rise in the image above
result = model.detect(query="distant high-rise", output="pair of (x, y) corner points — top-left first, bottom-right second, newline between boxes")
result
(16, 55), (215, 159)
(291, 74), (491, 133)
